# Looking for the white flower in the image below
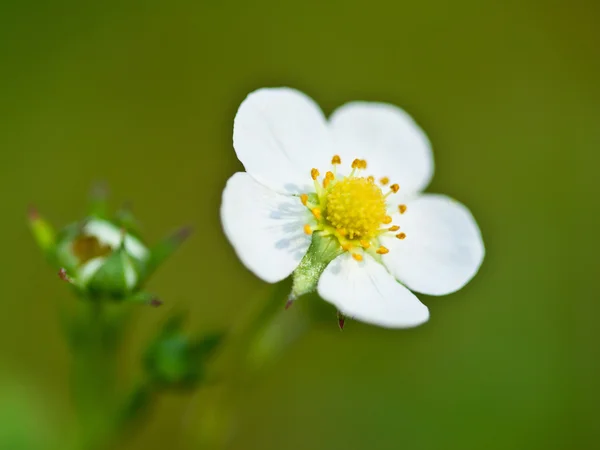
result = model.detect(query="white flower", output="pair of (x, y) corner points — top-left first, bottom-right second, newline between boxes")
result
(221, 88), (484, 328)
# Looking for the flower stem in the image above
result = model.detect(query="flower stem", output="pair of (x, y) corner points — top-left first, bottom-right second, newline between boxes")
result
(67, 300), (130, 450)
(190, 280), (310, 449)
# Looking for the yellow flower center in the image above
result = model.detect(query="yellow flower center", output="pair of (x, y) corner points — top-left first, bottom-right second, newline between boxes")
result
(325, 177), (387, 240)
(300, 155), (409, 261)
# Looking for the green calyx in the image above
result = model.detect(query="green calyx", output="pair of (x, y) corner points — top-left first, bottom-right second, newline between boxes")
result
(291, 233), (343, 299)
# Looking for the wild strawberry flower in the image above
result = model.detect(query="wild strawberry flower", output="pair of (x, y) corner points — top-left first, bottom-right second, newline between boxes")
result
(221, 88), (484, 328)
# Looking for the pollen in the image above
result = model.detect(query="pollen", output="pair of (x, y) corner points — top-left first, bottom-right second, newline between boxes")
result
(359, 239), (370, 249)
(399, 204), (407, 214)
(303, 224), (313, 235)
(311, 168), (320, 180)
(396, 232), (406, 240)
(352, 253), (363, 262)
(382, 215), (392, 224)
(389, 225), (400, 232)
(376, 246), (389, 255)
(325, 177), (387, 239)
(331, 155), (341, 165)
(380, 177), (389, 185)
(300, 194), (308, 206)
(390, 184), (399, 193)
(311, 208), (322, 220)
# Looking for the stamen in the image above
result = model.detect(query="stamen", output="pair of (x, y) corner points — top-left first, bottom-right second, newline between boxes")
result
(359, 239), (370, 249)
(382, 215), (392, 224)
(331, 155), (341, 165)
(367, 176), (375, 183)
(300, 194), (308, 206)
(311, 168), (320, 180)
(351, 159), (361, 169)
(380, 177), (389, 186)
(352, 253), (363, 262)
(389, 225), (400, 232)
(303, 224), (313, 235)
(390, 184), (400, 193)
(398, 204), (407, 214)
(341, 242), (352, 251)
(323, 171), (335, 188)
(359, 159), (367, 169)
(396, 232), (406, 240)
(376, 246), (389, 255)
(337, 228), (347, 237)
(311, 208), (322, 220)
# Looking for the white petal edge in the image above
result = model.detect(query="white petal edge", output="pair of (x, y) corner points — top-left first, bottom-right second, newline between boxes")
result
(221, 172), (313, 283)
(329, 102), (434, 197)
(317, 253), (429, 329)
(83, 219), (149, 261)
(233, 87), (332, 194)
(380, 194), (484, 296)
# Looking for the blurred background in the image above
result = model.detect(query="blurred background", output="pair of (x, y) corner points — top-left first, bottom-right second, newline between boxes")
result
(1, 0), (599, 449)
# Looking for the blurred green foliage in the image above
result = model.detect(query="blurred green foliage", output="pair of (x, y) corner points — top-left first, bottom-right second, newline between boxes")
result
(1, 0), (599, 449)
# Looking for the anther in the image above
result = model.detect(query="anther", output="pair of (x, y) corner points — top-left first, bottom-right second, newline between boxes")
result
(359, 239), (370, 249)
(352, 253), (363, 262)
(342, 242), (352, 251)
(382, 216), (392, 224)
(337, 228), (347, 236)
(380, 177), (389, 186)
(390, 184), (399, 193)
(367, 175), (375, 183)
(303, 224), (313, 235)
(331, 155), (341, 165)
(311, 208), (322, 220)
(300, 194), (308, 206)
(396, 232), (406, 240)
(389, 225), (400, 232)
(360, 159), (368, 169)
(399, 204), (407, 214)
(311, 168), (320, 180)
(376, 246), (389, 255)
(351, 159), (361, 169)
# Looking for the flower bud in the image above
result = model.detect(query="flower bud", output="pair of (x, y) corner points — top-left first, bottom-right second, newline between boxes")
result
(29, 185), (191, 302)
(55, 219), (149, 298)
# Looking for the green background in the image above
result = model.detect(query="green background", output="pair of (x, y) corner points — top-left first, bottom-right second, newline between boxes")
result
(1, 0), (599, 449)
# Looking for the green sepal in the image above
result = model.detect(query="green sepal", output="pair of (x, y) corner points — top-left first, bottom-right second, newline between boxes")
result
(87, 181), (110, 219)
(86, 247), (135, 299)
(143, 226), (192, 278)
(291, 233), (343, 299)
(28, 209), (57, 263)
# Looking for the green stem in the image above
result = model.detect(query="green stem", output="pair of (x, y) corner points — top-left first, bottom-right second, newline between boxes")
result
(191, 280), (311, 449)
(68, 300), (126, 450)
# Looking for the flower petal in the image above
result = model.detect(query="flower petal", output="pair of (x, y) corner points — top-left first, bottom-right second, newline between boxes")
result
(83, 219), (149, 261)
(221, 172), (313, 283)
(233, 88), (331, 194)
(380, 194), (484, 296)
(317, 253), (429, 328)
(329, 102), (434, 197)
